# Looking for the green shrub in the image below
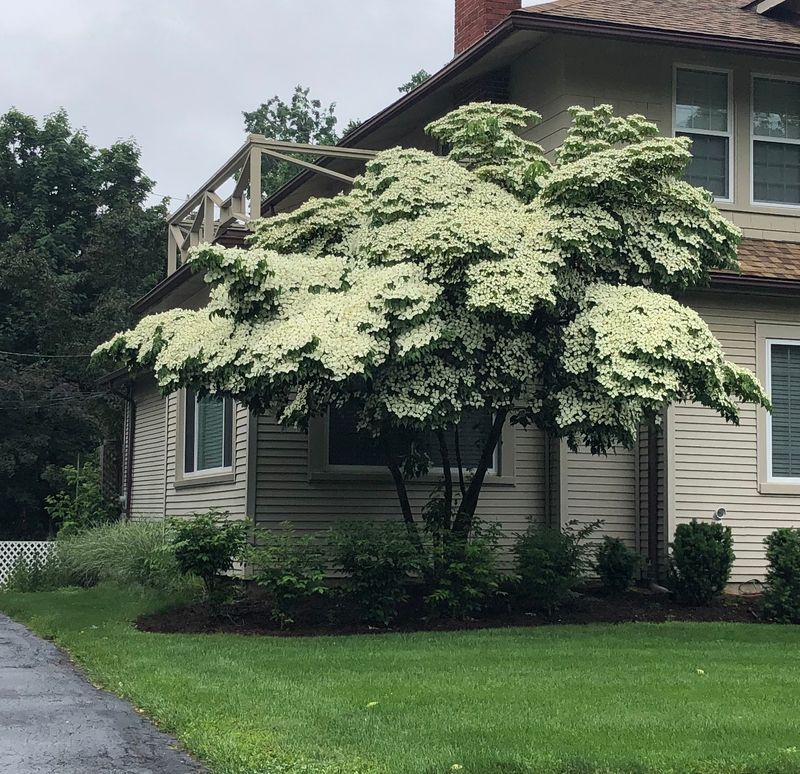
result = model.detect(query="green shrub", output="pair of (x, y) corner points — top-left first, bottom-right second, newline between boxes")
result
(668, 520), (734, 605)
(513, 520), (600, 611)
(45, 460), (117, 536)
(169, 512), (247, 603)
(250, 524), (328, 627)
(762, 527), (800, 623)
(423, 519), (502, 620)
(330, 521), (423, 626)
(596, 536), (640, 593)
(54, 521), (187, 591)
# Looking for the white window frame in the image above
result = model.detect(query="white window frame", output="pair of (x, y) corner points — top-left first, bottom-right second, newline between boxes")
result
(181, 391), (231, 479)
(672, 64), (734, 204)
(324, 410), (500, 476)
(765, 338), (800, 484)
(750, 72), (800, 210)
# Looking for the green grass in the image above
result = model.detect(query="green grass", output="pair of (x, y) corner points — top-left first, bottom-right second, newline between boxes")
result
(2, 586), (800, 774)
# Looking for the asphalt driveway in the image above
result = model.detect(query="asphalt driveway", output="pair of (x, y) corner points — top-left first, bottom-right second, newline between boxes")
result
(0, 613), (204, 773)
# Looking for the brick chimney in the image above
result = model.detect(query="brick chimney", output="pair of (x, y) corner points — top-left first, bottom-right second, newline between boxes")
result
(454, 0), (521, 55)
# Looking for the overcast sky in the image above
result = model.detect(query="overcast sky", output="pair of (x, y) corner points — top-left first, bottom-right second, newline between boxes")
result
(2, 1), (461, 207)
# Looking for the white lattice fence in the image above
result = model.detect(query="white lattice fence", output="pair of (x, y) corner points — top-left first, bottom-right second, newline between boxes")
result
(0, 541), (55, 586)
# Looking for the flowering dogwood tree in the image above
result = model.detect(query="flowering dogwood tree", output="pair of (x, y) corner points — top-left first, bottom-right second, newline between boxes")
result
(94, 102), (769, 538)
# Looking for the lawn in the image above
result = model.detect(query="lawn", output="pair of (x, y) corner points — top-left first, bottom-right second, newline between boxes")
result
(2, 586), (800, 774)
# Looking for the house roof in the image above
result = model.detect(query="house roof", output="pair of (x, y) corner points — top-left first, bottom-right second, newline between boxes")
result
(730, 238), (800, 282)
(520, 0), (800, 49)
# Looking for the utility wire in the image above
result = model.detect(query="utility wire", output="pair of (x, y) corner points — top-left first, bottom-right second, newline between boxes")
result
(0, 349), (91, 359)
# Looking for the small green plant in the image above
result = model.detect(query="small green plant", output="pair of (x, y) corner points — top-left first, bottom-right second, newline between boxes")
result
(762, 527), (800, 624)
(169, 512), (247, 605)
(45, 460), (118, 535)
(668, 520), (734, 605)
(513, 520), (601, 611)
(250, 524), (328, 627)
(329, 521), (423, 626)
(596, 536), (640, 594)
(2, 550), (48, 592)
(422, 499), (502, 619)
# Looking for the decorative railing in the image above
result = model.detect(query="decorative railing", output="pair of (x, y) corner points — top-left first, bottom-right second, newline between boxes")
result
(166, 135), (377, 274)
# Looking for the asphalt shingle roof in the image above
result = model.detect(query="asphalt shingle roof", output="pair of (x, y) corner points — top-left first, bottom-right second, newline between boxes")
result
(522, 0), (800, 48)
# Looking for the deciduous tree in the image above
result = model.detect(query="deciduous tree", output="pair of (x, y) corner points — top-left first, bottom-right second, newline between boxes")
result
(96, 102), (768, 542)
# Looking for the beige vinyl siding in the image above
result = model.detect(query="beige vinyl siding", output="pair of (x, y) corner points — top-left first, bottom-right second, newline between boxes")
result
(128, 376), (166, 520)
(164, 395), (250, 519)
(562, 444), (639, 550)
(672, 290), (800, 583)
(253, 416), (547, 548)
(510, 34), (800, 241)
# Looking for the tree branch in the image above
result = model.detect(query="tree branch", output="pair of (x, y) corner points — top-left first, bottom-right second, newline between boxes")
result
(453, 408), (508, 537)
(436, 429), (453, 530)
(379, 433), (422, 550)
(453, 426), (467, 498)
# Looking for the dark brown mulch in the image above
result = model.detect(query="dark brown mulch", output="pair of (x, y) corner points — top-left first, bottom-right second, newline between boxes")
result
(136, 589), (763, 638)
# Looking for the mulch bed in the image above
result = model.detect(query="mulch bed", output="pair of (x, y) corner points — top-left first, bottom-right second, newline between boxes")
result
(136, 588), (764, 637)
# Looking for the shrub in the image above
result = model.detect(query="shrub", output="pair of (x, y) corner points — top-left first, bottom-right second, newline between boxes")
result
(762, 527), (800, 623)
(329, 521), (423, 626)
(423, 518), (503, 620)
(44, 460), (117, 536)
(250, 524), (328, 627)
(169, 512), (247, 603)
(53, 521), (187, 591)
(513, 520), (600, 611)
(596, 536), (639, 594)
(668, 520), (734, 605)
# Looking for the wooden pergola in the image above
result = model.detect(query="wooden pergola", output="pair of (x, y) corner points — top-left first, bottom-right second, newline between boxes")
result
(166, 136), (377, 274)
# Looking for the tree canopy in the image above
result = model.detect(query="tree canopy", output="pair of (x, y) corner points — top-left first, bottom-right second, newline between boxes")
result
(0, 108), (166, 538)
(96, 101), (769, 535)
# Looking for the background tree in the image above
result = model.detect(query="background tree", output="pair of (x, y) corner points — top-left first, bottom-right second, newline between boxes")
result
(97, 102), (768, 545)
(0, 108), (166, 538)
(398, 69), (431, 94)
(243, 85), (341, 198)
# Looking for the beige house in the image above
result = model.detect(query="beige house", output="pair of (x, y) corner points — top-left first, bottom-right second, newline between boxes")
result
(113, 0), (800, 584)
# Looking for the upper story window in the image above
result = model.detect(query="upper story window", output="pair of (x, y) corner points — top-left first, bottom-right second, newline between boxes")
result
(767, 341), (800, 481)
(183, 390), (233, 474)
(752, 76), (800, 206)
(674, 67), (732, 200)
(327, 404), (496, 473)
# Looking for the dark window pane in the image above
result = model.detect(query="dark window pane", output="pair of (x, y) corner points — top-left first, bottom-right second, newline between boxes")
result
(678, 132), (729, 198)
(753, 78), (800, 141)
(184, 390), (196, 473)
(771, 344), (800, 478)
(196, 396), (225, 470)
(754, 141), (800, 204)
(328, 405), (494, 470)
(675, 69), (728, 132)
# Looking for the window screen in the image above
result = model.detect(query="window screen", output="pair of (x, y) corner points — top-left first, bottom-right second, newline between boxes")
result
(184, 390), (233, 473)
(753, 78), (800, 205)
(675, 68), (730, 199)
(770, 343), (800, 478)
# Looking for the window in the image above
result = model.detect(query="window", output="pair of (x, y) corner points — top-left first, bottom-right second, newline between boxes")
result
(183, 390), (233, 474)
(327, 404), (496, 472)
(752, 76), (800, 205)
(674, 67), (731, 199)
(767, 341), (800, 480)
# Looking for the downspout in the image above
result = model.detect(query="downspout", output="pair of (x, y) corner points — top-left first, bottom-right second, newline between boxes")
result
(110, 381), (136, 522)
(647, 421), (669, 593)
